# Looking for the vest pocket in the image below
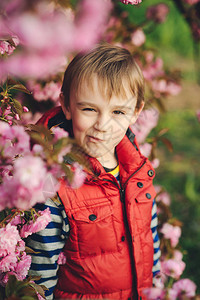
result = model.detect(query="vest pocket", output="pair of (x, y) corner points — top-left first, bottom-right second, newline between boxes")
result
(72, 204), (118, 258)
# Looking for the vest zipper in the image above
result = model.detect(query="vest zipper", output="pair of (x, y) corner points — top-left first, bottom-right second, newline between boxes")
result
(102, 160), (147, 300)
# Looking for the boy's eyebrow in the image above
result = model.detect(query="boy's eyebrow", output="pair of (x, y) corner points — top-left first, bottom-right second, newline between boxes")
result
(76, 101), (134, 110)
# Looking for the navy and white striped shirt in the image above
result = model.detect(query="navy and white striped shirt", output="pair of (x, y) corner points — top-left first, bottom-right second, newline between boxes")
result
(28, 166), (160, 299)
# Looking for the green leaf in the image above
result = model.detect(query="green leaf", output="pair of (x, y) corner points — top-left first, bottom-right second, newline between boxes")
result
(8, 83), (31, 95)
(6, 78), (19, 86)
(61, 163), (73, 182)
(5, 275), (17, 297)
(27, 276), (42, 282)
(25, 246), (40, 254)
(29, 282), (47, 298)
(12, 98), (23, 116)
(21, 297), (37, 300)
(157, 128), (169, 137)
(26, 124), (54, 142)
(29, 133), (52, 150)
(161, 137), (173, 152)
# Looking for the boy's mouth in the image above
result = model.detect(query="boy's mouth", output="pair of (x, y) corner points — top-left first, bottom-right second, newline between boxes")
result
(88, 135), (104, 142)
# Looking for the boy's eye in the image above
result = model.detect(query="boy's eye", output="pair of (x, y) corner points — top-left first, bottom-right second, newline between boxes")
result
(82, 108), (96, 112)
(113, 110), (125, 115)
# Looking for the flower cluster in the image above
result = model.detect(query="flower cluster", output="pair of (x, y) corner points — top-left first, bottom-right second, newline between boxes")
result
(143, 278), (196, 300)
(185, 0), (200, 5)
(27, 80), (61, 103)
(0, 224), (31, 285)
(0, 101), (87, 297)
(131, 108), (197, 298)
(0, 0), (112, 80)
(139, 182), (197, 299)
(0, 120), (87, 211)
(0, 0), (199, 298)
(0, 207), (51, 298)
(0, 122), (50, 210)
(119, 0), (142, 4)
(0, 37), (19, 56)
(146, 4), (169, 24)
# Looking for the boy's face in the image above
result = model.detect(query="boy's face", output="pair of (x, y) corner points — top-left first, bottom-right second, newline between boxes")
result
(61, 76), (143, 168)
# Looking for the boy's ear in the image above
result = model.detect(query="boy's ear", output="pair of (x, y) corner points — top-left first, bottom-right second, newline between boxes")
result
(131, 101), (144, 124)
(59, 93), (71, 120)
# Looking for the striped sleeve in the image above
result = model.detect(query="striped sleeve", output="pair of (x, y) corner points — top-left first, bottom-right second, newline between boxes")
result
(27, 198), (69, 300)
(151, 199), (161, 278)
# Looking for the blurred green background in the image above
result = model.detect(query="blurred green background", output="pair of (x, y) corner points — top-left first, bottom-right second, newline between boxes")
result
(120, 0), (200, 292)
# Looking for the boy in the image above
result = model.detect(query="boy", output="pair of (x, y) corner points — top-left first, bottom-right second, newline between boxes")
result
(28, 44), (160, 299)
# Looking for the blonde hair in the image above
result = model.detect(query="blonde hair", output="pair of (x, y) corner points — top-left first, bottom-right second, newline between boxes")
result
(61, 43), (144, 110)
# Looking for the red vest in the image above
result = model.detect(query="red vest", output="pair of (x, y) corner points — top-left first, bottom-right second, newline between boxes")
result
(37, 107), (156, 300)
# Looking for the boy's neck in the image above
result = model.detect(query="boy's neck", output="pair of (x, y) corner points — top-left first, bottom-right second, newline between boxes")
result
(97, 153), (118, 170)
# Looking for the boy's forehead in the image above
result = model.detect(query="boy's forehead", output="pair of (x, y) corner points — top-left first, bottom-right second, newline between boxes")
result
(75, 74), (135, 102)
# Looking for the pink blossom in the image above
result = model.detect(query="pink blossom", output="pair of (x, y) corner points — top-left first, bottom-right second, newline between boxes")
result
(0, 123), (30, 158)
(0, 178), (32, 210)
(51, 127), (69, 140)
(0, 224), (21, 257)
(161, 259), (185, 279)
(0, 0), (24, 15)
(57, 252), (67, 265)
(14, 113), (20, 120)
(0, 0), (112, 80)
(166, 81), (182, 96)
(37, 293), (45, 300)
(0, 253), (18, 272)
(70, 162), (86, 189)
(9, 213), (25, 226)
(150, 158), (160, 169)
(14, 253), (32, 280)
(0, 52), (67, 79)
(191, 22), (200, 41)
(48, 163), (65, 179)
(57, 146), (72, 163)
(73, 0), (113, 51)
(142, 57), (164, 81)
(171, 278), (197, 298)
(42, 172), (60, 199)
(14, 155), (47, 189)
(21, 111), (43, 125)
(160, 223), (181, 247)
(0, 155), (54, 210)
(173, 250), (183, 262)
(131, 29), (146, 47)
(151, 79), (181, 97)
(185, 0), (200, 4)
(146, 4), (169, 23)
(20, 208), (51, 238)
(144, 51), (154, 63)
(31, 144), (44, 156)
(139, 143), (152, 157)
(156, 191), (171, 206)
(28, 81), (61, 102)
(142, 287), (165, 299)
(131, 108), (159, 144)
(0, 40), (15, 55)
(0, 272), (15, 286)
(44, 81), (61, 102)
(23, 106), (29, 112)
(120, 0), (142, 4)
(197, 110), (200, 122)
(167, 288), (178, 300)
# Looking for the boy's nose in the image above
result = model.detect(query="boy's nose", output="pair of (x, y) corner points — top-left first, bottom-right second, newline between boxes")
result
(93, 114), (110, 132)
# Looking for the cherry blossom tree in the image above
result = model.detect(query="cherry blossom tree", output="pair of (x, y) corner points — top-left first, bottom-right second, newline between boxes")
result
(0, 0), (199, 298)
